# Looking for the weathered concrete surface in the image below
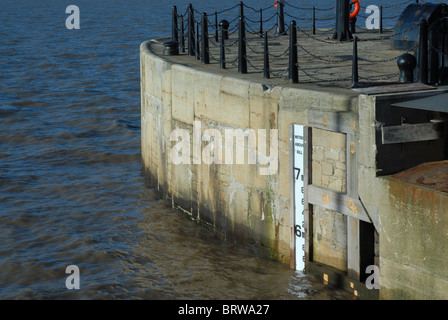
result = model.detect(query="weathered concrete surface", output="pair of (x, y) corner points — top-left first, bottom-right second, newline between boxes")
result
(141, 30), (448, 299)
(380, 169), (448, 300)
(356, 93), (448, 299)
(141, 37), (360, 265)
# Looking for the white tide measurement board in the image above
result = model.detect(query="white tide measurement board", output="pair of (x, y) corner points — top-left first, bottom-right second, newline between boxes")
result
(293, 125), (305, 272)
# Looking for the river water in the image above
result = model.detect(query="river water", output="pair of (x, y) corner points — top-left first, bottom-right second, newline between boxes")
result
(0, 0), (442, 300)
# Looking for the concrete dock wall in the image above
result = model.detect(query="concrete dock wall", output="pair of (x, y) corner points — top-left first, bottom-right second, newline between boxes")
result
(140, 39), (358, 264)
(141, 38), (448, 299)
(381, 175), (448, 299)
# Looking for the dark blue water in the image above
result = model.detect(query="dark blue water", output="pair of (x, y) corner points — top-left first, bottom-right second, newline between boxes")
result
(0, 0), (442, 299)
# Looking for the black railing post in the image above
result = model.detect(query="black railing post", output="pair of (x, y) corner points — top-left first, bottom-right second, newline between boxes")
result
(195, 21), (200, 60)
(220, 25), (226, 69)
(332, 0), (353, 41)
(312, 7), (316, 35)
(260, 9), (263, 37)
(398, 53), (417, 83)
(238, 9), (248, 74)
(172, 6), (179, 43)
(201, 13), (210, 64)
(220, 19), (229, 40)
(277, 0), (286, 35)
(418, 19), (429, 84)
(188, 4), (195, 56)
(264, 32), (270, 79)
(352, 36), (359, 88)
(379, 6), (383, 34)
(215, 11), (219, 42)
(443, 28), (448, 71)
(289, 20), (298, 83)
(350, 17), (357, 34)
(429, 25), (439, 84)
(180, 15), (185, 53)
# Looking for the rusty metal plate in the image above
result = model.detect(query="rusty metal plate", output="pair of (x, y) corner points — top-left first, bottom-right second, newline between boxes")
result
(392, 160), (448, 193)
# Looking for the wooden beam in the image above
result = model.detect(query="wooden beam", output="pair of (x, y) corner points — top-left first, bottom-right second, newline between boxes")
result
(347, 217), (360, 280)
(306, 114), (377, 285)
(381, 121), (445, 145)
(307, 185), (372, 223)
(308, 108), (359, 135)
(304, 127), (313, 272)
(347, 218), (375, 282)
(345, 132), (376, 282)
(346, 133), (358, 198)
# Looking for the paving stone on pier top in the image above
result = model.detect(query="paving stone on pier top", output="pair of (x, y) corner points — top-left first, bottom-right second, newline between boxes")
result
(153, 27), (412, 89)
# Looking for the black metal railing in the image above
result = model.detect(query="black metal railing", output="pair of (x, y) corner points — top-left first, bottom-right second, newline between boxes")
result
(168, 0), (426, 85)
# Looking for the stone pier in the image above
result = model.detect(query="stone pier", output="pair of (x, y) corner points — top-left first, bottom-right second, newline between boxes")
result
(140, 28), (448, 299)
